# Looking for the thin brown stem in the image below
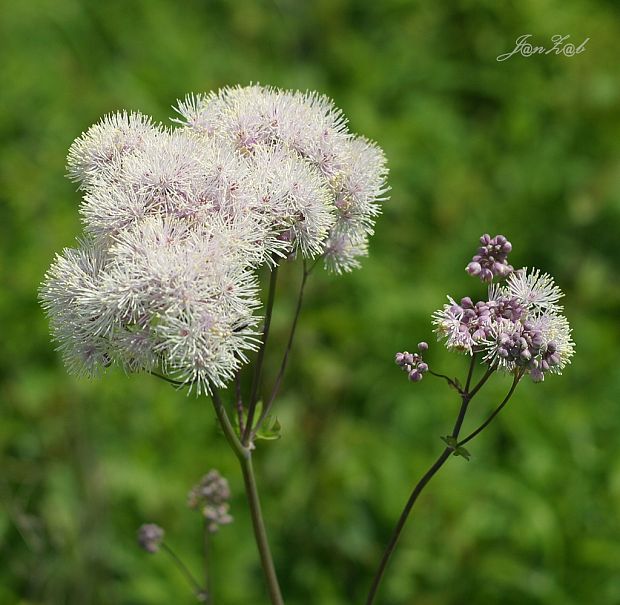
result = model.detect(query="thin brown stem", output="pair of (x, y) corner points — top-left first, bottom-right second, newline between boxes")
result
(458, 372), (522, 447)
(365, 362), (498, 605)
(239, 452), (284, 605)
(365, 388), (474, 605)
(464, 353), (477, 392)
(243, 265), (279, 444)
(150, 371), (186, 387)
(428, 370), (463, 395)
(253, 261), (310, 437)
(466, 364), (496, 400)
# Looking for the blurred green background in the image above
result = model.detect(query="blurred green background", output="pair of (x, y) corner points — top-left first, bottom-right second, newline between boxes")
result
(1, 1), (620, 603)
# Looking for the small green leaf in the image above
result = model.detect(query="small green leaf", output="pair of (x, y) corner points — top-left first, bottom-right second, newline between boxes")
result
(453, 446), (471, 461)
(255, 415), (282, 441)
(441, 435), (458, 449)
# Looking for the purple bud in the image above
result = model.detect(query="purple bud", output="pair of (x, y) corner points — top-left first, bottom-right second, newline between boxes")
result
(480, 268), (493, 282)
(530, 368), (545, 383)
(417, 341), (429, 351)
(408, 370), (423, 382)
(467, 234), (513, 283)
(466, 261), (481, 276)
(395, 352), (405, 365)
(417, 362), (429, 373)
(460, 297), (474, 309)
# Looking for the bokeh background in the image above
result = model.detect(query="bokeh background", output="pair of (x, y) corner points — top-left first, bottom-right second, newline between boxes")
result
(2, 1), (620, 604)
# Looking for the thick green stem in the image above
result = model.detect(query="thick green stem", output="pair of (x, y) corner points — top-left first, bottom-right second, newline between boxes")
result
(239, 453), (284, 605)
(210, 389), (284, 605)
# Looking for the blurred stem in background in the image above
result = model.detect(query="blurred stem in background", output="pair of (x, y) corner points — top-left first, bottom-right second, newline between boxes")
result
(365, 362), (523, 605)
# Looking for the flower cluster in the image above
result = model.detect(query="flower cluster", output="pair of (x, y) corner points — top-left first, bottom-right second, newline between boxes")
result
(432, 235), (574, 382)
(395, 342), (429, 382)
(137, 523), (165, 554)
(40, 86), (388, 391)
(187, 470), (233, 533)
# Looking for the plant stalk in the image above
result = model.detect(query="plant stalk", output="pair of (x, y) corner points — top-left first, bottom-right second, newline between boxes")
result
(244, 265), (279, 444)
(210, 389), (284, 605)
(364, 364), (497, 605)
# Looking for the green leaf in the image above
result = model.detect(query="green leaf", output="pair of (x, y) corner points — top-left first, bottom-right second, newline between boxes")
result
(453, 446), (471, 461)
(255, 415), (282, 441)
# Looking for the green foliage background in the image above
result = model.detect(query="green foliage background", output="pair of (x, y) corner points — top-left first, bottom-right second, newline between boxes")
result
(1, 1), (619, 603)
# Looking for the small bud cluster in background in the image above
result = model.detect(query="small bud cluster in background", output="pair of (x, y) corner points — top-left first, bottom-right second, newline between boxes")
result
(137, 523), (164, 554)
(399, 234), (573, 384)
(40, 85), (388, 393)
(188, 470), (233, 533)
(395, 342), (429, 382)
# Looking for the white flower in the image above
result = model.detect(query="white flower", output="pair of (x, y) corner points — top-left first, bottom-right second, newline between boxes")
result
(505, 268), (564, 314)
(174, 84), (389, 271)
(67, 111), (160, 189)
(39, 239), (112, 376)
(43, 85), (389, 390)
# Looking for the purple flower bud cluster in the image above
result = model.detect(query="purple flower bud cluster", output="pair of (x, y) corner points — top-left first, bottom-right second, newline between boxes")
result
(466, 234), (513, 282)
(530, 340), (562, 382)
(137, 523), (164, 554)
(495, 321), (544, 365)
(188, 470), (233, 533)
(432, 234), (574, 383)
(395, 342), (429, 382)
(434, 295), (525, 353)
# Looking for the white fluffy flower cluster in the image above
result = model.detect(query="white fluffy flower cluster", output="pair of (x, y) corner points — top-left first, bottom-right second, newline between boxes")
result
(40, 86), (388, 391)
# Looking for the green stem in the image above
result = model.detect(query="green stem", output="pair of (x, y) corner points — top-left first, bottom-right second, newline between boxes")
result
(428, 369), (463, 394)
(244, 265), (279, 444)
(203, 520), (211, 603)
(464, 353), (477, 392)
(458, 373), (521, 447)
(253, 261), (310, 438)
(365, 364), (496, 605)
(209, 389), (284, 605)
(160, 543), (206, 600)
(239, 452), (284, 605)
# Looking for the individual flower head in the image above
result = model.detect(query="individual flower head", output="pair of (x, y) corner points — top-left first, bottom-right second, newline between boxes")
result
(103, 217), (263, 392)
(247, 144), (336, 258)
(466, 234), (513, 282)
(67, 111), (160, 190)
(504, 267), (564, 314)
(39, 239), (113, 376)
